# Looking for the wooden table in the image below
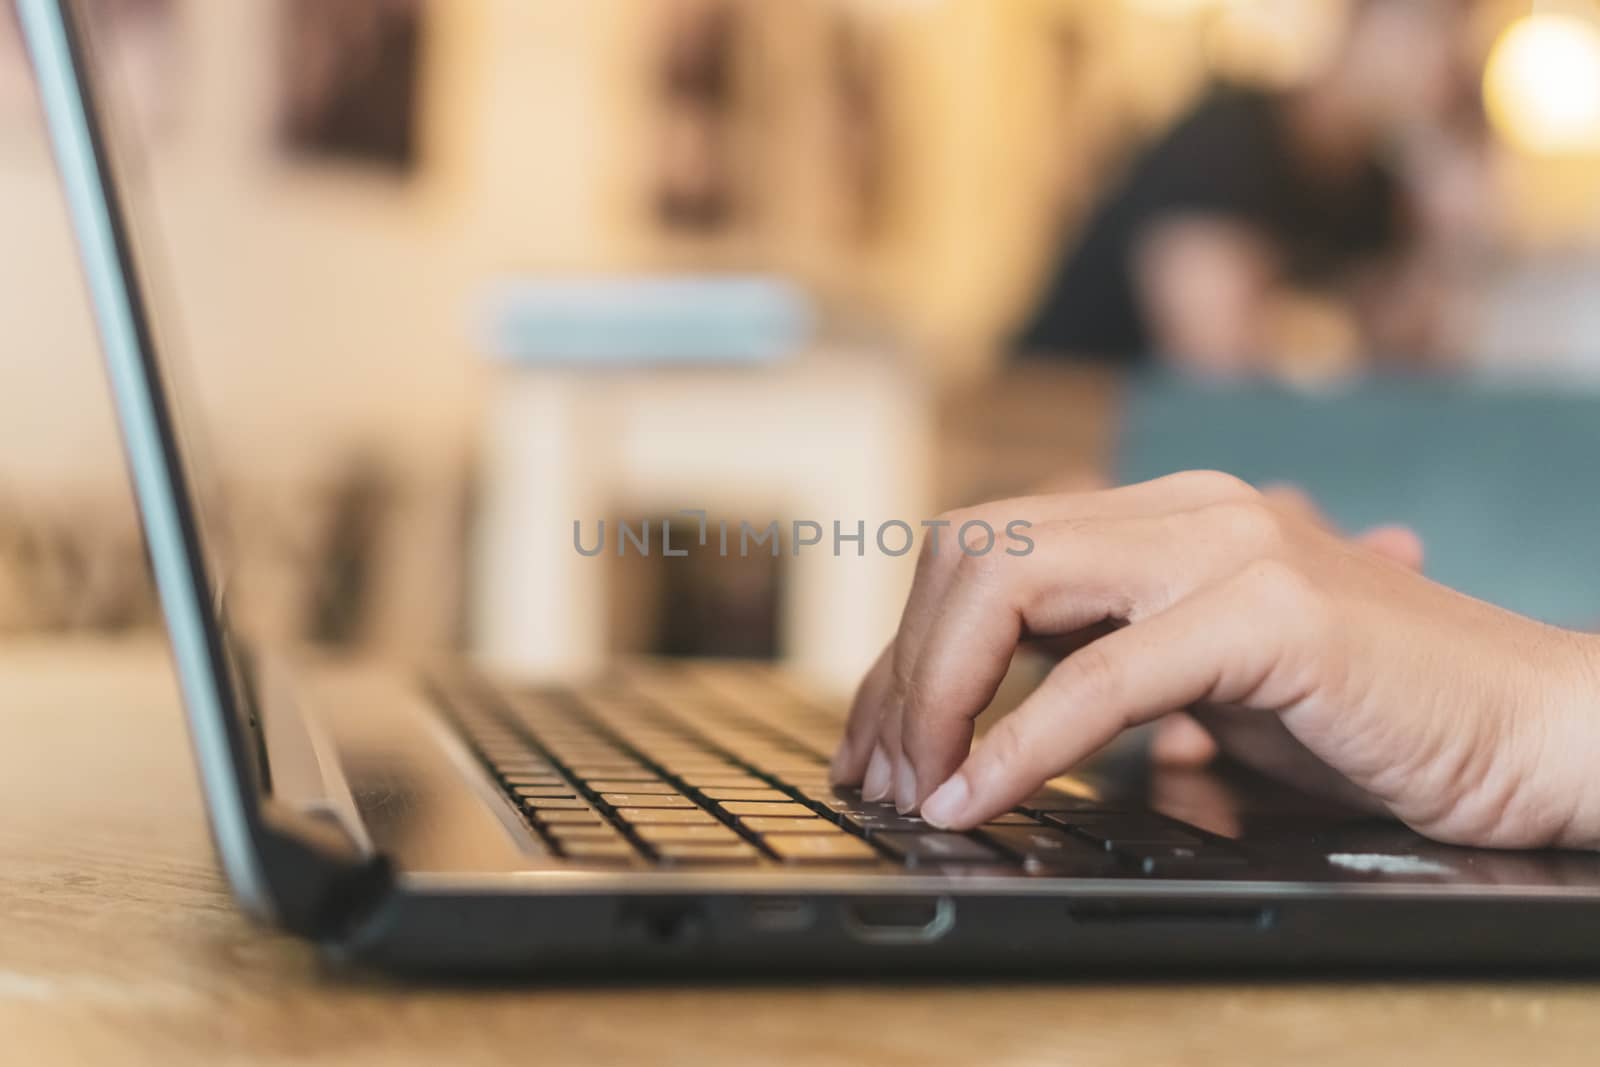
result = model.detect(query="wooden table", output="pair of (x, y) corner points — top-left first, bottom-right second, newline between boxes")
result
(5, 639), (1600, 1066)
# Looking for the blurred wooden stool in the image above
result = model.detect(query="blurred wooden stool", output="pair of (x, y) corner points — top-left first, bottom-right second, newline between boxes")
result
(471, 351), (932, 694)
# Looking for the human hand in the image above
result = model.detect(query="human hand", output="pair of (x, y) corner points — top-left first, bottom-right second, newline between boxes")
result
(830, 472), (1600, 850)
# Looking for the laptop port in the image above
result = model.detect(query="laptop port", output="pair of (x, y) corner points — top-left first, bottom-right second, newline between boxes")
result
(843, 895), (955, 944)
(621, 901), (705, 946)
(746, 897), (816, 934)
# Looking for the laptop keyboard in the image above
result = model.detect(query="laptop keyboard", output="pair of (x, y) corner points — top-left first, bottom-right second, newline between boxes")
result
(431, 667), (1246, 878)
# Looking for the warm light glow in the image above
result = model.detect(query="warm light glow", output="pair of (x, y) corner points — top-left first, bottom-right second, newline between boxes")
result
(1124, 0), (1228, 14)
(1484, 12), (1600, 155)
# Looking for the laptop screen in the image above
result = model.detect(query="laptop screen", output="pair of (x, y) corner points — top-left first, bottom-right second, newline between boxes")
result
(17, 0), (272, 914)
(65, 3), (238, 600)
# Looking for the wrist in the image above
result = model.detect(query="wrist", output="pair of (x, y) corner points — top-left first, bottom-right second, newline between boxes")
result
(1521, 630), (1600, 850)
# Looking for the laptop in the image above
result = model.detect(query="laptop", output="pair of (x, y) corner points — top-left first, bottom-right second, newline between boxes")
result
(19, 0), (1600, 974)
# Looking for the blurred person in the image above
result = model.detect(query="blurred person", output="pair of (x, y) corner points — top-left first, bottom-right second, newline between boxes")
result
(1015, 0), (1488, 379)
(832, 473), (1600, 851)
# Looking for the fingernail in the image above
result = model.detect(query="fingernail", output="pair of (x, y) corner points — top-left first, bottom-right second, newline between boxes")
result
(862, 746), (892, 801)
(921, 774), (971, 829)
(894, 755), (917, 814)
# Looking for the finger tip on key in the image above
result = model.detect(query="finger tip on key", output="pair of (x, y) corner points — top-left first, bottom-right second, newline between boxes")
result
(861, 745), (893, 801)
(920, 773), (972, 830)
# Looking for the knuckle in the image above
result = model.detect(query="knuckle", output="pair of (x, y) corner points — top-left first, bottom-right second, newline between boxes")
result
(1207, 498), (1284, 553)
(953, 539), (1006, 584)
(1058, 642), (1124, 711)
(1173, 469), (1255, 501)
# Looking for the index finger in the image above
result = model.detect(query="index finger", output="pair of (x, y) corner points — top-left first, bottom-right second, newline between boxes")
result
(919, 561), (1308, 829)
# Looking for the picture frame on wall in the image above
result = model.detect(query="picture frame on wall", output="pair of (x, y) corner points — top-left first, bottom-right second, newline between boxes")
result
(278, 0), (426, 174)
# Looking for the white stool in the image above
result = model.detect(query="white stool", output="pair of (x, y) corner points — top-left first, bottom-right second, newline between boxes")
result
(472, 351), (933, 694)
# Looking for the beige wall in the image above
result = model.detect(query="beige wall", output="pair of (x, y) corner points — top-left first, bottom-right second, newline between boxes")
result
(5, 0), (1598, 495)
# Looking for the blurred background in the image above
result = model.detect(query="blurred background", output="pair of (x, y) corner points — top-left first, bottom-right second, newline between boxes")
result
(2, 0), (1599, 693)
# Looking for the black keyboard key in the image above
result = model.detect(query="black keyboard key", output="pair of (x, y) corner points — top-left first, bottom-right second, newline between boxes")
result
(720, 801), (815, 818)
(561, 840), (636, 863)
(502, 773), (563, 786)
(633, 823), (744, 843)
(599, 793), (695, 809)
(836, 811), (932, 835)
(614, 808), (717, 825)
(520, 797), (589, 811)
(654, 842), (761, 865)
(1122, 843), (1248, 876)
(983, 826), (1118, 873)
(984, 813), (1039, 826)
(534, 810), (607, 826)
(1043, 812), (1201, 848)
(810, 792), (895, 816)
(564, 764), (652, 779)
(584, 778), (674, 793)
(766, 835), (879, 864)
(700, 787), (793, 802)
(740, 815), (832, 833)
(876, 832), (999, 865)
(679, 773), (767, 789)
(546, 824), (623, 841)
(1022, 791), (1110, 812)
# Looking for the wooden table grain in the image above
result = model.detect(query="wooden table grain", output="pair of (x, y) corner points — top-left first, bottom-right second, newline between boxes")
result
(4, 639), (1600, 1066)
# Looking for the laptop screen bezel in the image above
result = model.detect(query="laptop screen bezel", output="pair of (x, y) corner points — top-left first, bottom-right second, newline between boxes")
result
(15, 0), (273, 917)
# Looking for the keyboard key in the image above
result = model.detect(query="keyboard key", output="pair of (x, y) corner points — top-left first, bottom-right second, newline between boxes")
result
(501, 773), (562, 786)
(614, 808), (717, 825)
(583, 778), (674, 792)
(534, 810), (607, 825)
(807, 790), (881, 812)
(547, 824), (622, 841)
(719, 802), (815, 818)
(654, 756), (738, 768)
(1046, 813), (1201, 848)
(495, 762), (555, 776)
(599, 793), (696, 809)
(740, 816), (835, 834)
(1022, 791), (1109, 812)
(552, 750), (630, 765)
(984, 813), (1040, 825)
(564, 766), (654, 780)
(699, 787), (793, 802)
(654, 842), (760, 865)
(520, 797), (589, 811)
(766, 835), (879, 864)
(758, 758), (829, 772)
(1123, 843), (1248, 876)
(876, 832), (998, 865)
(633, 824), (744, 843)
(836, 811), (931, 835)
(511, 788), (576, 800)
(984, 826), (1109, 865)
(677, 772), (766, 788)
(561, 840), (636, 862)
